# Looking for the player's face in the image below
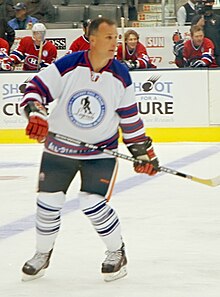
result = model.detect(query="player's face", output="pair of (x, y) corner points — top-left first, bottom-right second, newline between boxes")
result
(33, 31), (45, 44)
(90, 22), (118, 59)
(126, 34), (138, 50)
(192, 30), (204, 46)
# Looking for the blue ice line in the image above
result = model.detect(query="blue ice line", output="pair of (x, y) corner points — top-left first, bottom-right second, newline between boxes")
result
(0, 144), (220, 240)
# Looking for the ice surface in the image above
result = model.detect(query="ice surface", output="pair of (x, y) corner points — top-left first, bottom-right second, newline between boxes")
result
(1, 143), (220, 297)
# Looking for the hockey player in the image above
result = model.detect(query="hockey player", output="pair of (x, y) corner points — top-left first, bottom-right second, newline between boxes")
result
(20, 17), (159, 282)
(175, 25), (217, 68)
(0, 37), (10, 70)
(1, 23), (57, 71)
(67, 19), (91, 54)
(116, 29), (156, 69)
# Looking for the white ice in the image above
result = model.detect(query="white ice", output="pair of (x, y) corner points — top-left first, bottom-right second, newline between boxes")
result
(0, 142), (220, 297)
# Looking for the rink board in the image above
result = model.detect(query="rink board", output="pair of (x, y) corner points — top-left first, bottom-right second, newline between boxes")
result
(1, 127), (220, 143)
(0, 70), (220, 143)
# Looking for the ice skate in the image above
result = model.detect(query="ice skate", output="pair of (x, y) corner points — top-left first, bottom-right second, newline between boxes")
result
(22, 249), (53, 281)
(101, 243), (127, 282)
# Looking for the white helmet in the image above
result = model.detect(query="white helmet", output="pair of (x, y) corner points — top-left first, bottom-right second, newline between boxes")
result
(32, 23), (46, 33)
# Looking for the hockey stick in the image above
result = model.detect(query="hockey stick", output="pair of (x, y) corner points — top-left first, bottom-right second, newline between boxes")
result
(121, 17), (125, 61)
(51, 133), (220, 187)
(37, 40), (43, 71)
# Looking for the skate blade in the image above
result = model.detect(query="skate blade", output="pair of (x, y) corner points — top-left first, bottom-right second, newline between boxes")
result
(103, 266), (127, 282)
(22, 269), (46, 282)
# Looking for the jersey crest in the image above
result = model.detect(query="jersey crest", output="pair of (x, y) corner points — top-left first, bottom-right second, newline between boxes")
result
(67, 90), (105, 128)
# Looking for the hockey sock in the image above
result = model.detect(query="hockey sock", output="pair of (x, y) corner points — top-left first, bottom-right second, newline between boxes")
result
(36, 191), (66, 253)
(78, 192), (123, 251)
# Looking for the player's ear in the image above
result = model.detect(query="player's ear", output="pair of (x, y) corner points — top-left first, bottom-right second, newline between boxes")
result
(89, 35), (96, 46)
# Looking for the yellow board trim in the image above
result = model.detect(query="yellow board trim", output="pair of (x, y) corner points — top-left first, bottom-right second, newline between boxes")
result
(0, 127), (220, 143)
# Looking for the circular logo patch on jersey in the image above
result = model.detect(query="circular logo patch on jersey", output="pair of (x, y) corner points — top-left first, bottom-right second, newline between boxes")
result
(67, 90), (105, 128)
(42, 50), (48, 57)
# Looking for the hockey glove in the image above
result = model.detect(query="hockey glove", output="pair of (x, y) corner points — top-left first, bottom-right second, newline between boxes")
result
(122, 60), (138, 70)
(128, 138), (159, 176)
(173, 40), (184, 59)
(190, 60), (207, 68)
(172, 30), (183, 44)
(24, 101), (48, 143)
(1, 57), (14, 71)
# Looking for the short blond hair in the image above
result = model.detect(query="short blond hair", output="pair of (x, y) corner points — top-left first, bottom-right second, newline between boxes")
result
(190, 25), (204, 36)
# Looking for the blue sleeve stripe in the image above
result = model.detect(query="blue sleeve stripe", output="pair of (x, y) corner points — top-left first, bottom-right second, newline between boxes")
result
(11, 50), (24, 61)
(120, 119), (144, 134)
(116, 103), (138, 118)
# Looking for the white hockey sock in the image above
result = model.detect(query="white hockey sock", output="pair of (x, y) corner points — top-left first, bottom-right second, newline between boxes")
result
(36, 191), (66, 253)
(78, 192), (123, 251)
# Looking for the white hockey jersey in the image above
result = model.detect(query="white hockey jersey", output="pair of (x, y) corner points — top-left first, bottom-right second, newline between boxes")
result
(21, 51), (148, 159)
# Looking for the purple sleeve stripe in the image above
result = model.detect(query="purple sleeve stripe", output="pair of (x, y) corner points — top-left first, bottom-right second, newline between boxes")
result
(20, 98), (38, 107)
(31, 76), (54, 103)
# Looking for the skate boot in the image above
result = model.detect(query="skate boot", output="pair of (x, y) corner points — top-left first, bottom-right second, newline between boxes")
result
(22, 249), (53, 281)
(101, 243), (127, 282)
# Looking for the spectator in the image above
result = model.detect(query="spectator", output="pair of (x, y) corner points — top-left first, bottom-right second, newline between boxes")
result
(8, 2), (38, 30)
(0, 18), (15, 48)
(0, 0), (15, 21)
(174, 25), (217, 68)
(116, 29), (156, 70)
(0, 37), (10, 70)
(191, 0), (220, 66)
(67, 19), (91, 54)
(25, 0), (55, 23)
(1, 23), (57, 71)
(177, 0), (196, 26)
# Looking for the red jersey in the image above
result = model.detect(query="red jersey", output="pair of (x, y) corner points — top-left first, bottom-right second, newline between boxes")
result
(67, 35), (90, 54)
(177, 37), (217, 68)
(10, 36), (57, 71)
(117, 41), (155, 68)
(0, 38), (9, 59)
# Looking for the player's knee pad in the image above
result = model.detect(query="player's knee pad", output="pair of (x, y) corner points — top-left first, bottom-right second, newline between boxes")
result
(36, 192), (66, 236)
(78, 191), (106, 211)
(37, 191), (66, 209)
(78, 192), (119, 237)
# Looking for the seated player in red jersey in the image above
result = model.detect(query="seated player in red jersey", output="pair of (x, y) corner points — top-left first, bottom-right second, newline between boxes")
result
(1, 23), (57, 71)
(175, 25), (218, 68)
(116, 29), (156, 70)
(0, 38), (10, 70)
(67, 19), (91, 54)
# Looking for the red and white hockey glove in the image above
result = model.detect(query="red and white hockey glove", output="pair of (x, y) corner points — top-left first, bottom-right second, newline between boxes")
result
(1, 57), (15, 71)
(128, 138), (159, 176)
(24, 101), (48, 143)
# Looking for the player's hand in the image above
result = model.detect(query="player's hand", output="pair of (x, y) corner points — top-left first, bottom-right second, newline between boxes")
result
(190, 59), (207, 68)
(1, 57), (14, 71)
(128, 138), (159, 176)
(24, 101), (48, 143)
(26, 115), (48, 143)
